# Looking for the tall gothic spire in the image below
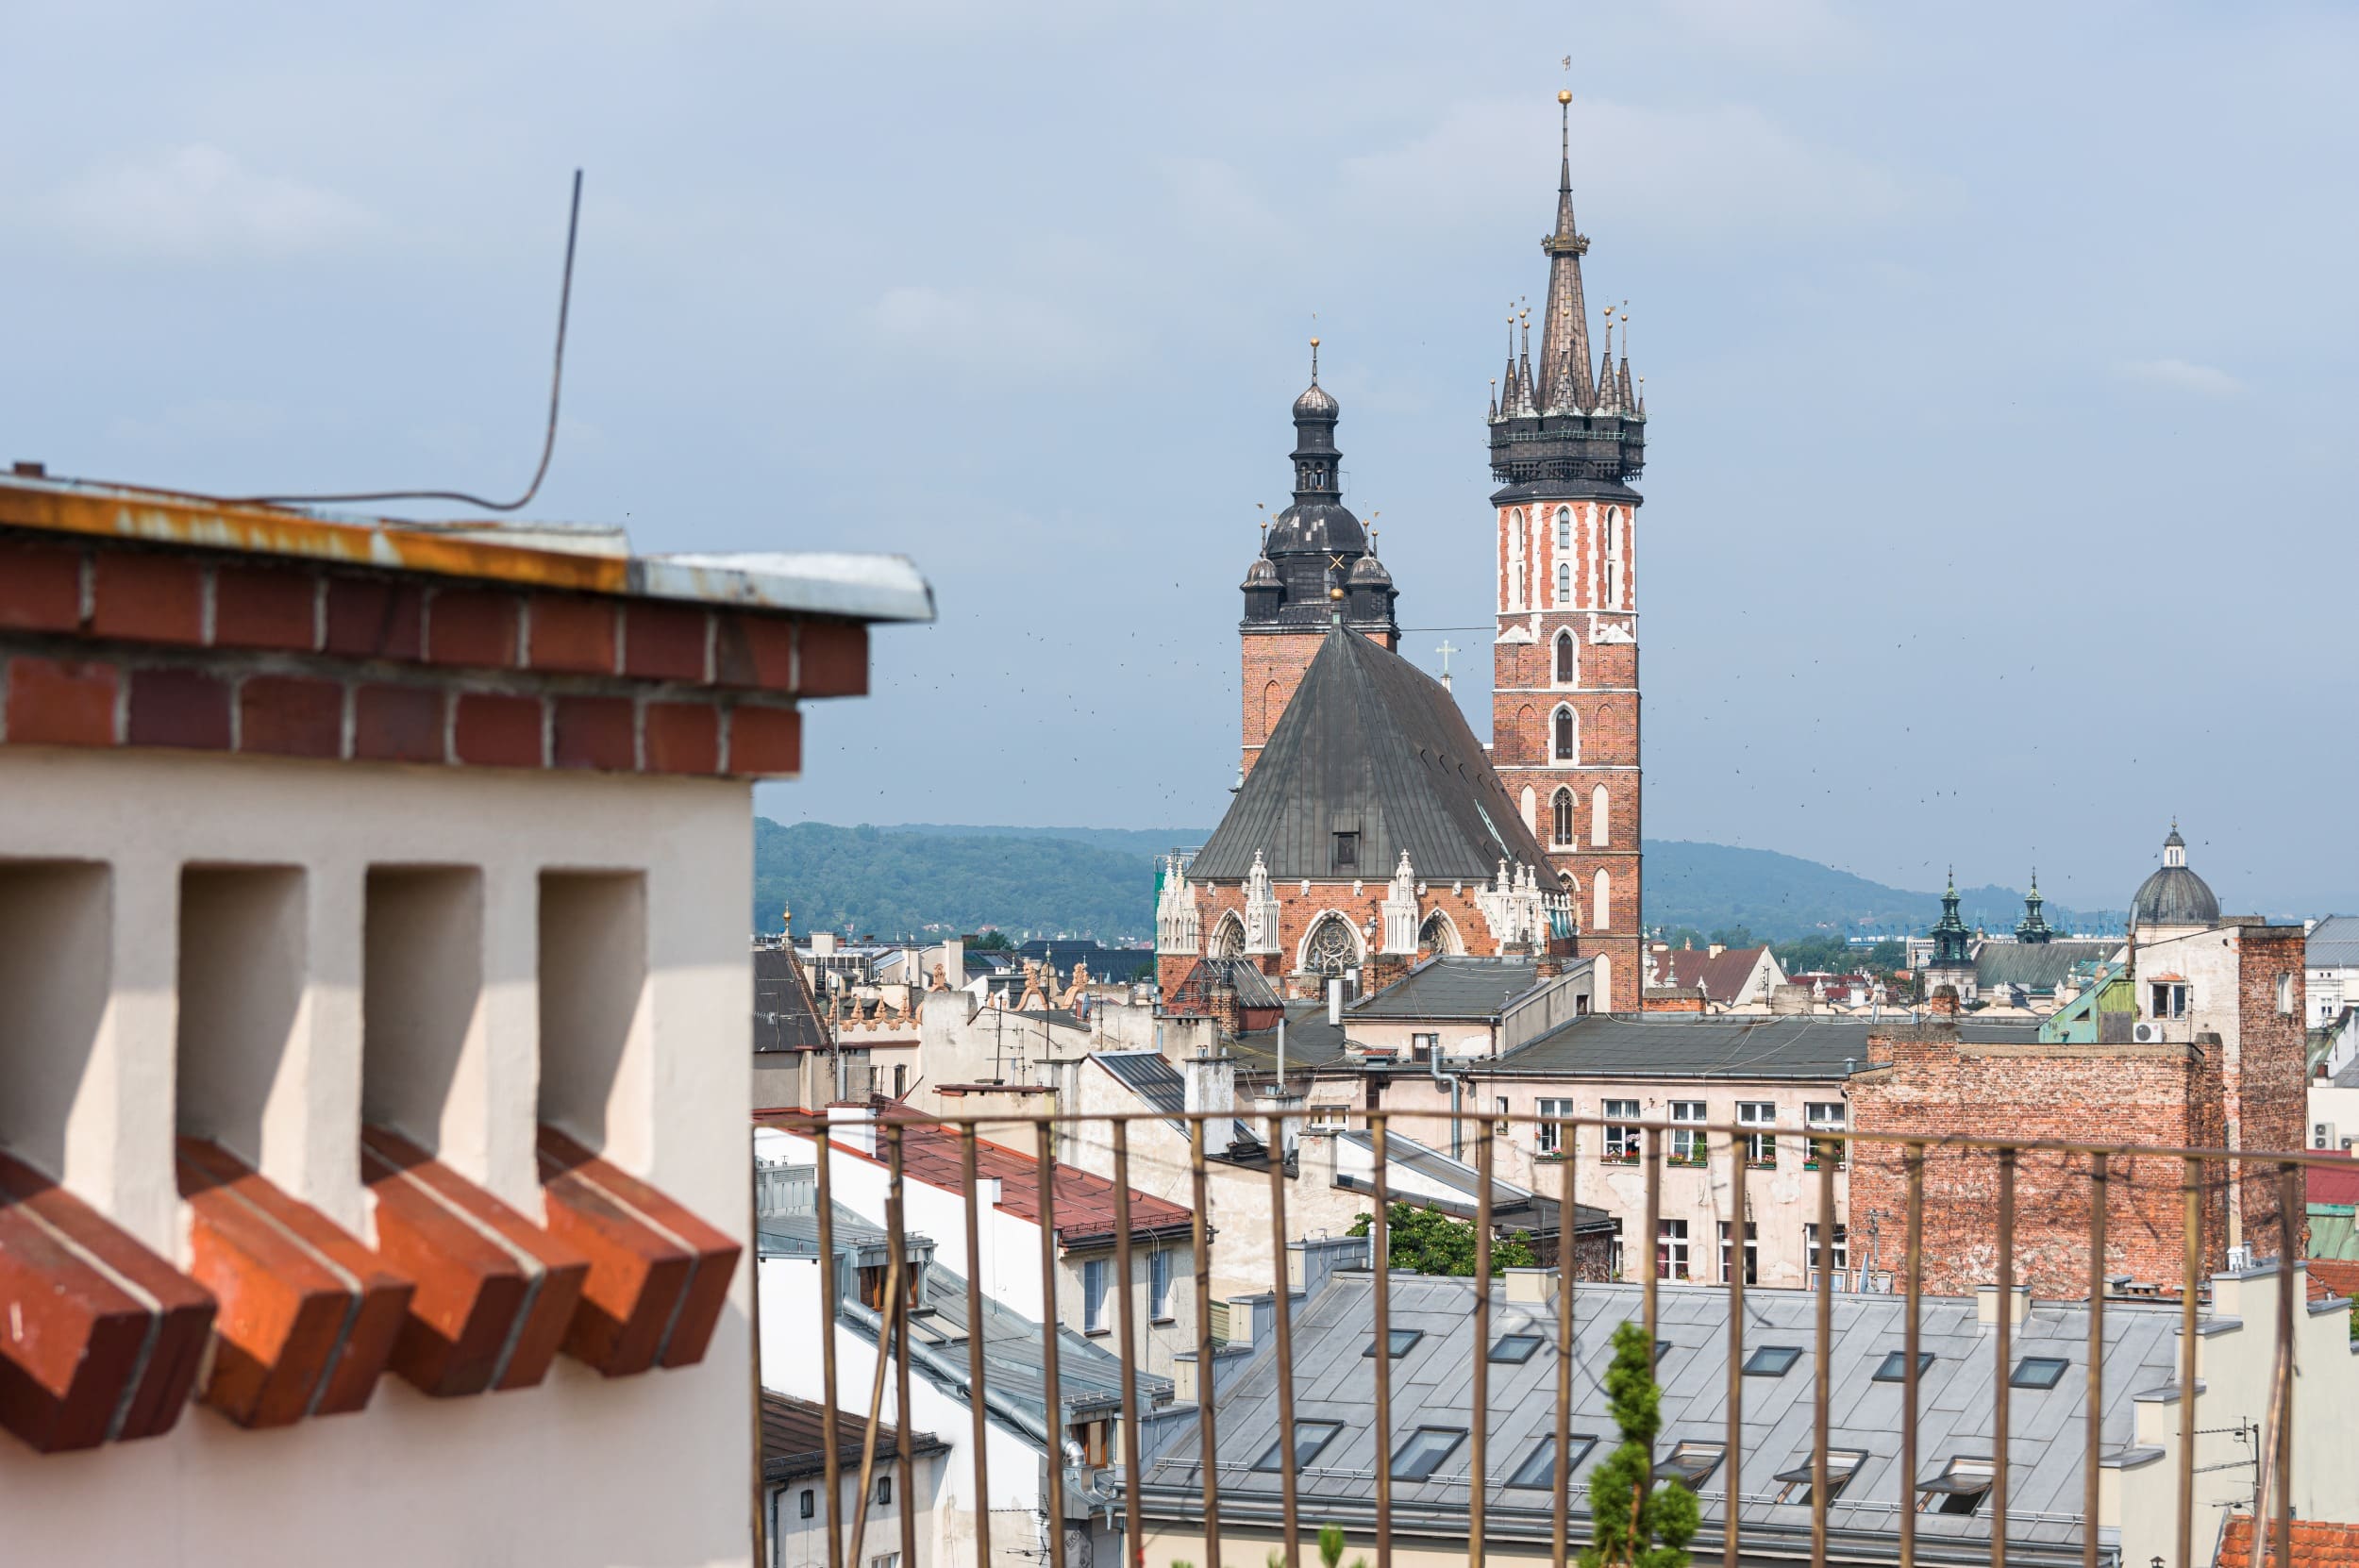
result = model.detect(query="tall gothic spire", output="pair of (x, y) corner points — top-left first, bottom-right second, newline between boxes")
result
(1537, 90), (1594, 412)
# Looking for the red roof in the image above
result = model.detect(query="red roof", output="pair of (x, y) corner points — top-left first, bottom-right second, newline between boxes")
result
(2217, 1514), (2359, 1568)
(1655, 945), (1775, 1005)
(760, 1110), (1196, 1248)
(2307, 1259), (2359, 1303)
(2310, 1160), (2359, 1209)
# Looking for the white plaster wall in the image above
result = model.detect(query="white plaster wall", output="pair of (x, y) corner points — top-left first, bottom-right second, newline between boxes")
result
(0, 745), (753, 1568)
(761, 1255), (1040, 1568)
(2307, 1082), (2359, 1150)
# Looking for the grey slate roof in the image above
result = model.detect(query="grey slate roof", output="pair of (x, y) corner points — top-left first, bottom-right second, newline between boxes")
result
(1495, 1013), (2040, 1080)
(1349, 956), (1539, 1020)
(1093, 1050), (1257, 1150)
(1191, 626), (1556, 883)
(2310, 915), (2359, 969)
(1973, 940), (2116, 994)
(1131, 1275), (2196, 1560)
(754, 946), (828, 1054)
(1230, 1002), (1353, 1074)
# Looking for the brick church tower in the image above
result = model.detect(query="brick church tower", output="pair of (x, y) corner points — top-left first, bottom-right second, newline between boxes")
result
(1237, 341), (1398, 782)
(1488, 92), (1648, 1010)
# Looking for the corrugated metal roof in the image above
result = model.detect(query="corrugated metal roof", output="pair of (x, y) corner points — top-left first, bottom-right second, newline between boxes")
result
(761, 1391), (949, 1484)
(1134, 1274), (2194, 1556)
(1497, 1014), (2041, 1080)
(2310, 915), (2359, 969)
(1349, 957), (1540, 1019)
(1092, 1051), (1257, 1149)
(1191, 626), (1556, 882)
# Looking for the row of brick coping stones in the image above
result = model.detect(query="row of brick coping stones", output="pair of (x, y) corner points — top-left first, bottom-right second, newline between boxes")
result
(0, 1126), (740, 1454)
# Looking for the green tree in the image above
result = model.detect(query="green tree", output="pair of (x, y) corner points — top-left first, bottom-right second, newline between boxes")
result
(1705, 926), (1755, 950)
(967, 928), (1015, 952)
(1347, 1203), (1535, 1276)
(1865, 938), (1906, 973)
(1580, 1321), (1699, 1568)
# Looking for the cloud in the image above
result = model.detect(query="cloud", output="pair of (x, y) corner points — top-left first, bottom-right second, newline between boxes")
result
(2116, 358), (2248, 398)
(1340, 96), (1921, 241)
(868, 284), (1104, 375)
(57, 144), (378, 261)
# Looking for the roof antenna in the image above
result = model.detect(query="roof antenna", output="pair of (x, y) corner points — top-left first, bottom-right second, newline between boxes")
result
(239, 170), (585, 512)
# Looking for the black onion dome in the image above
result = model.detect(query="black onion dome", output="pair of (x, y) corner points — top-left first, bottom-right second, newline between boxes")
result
(1242, 557), (1280, 588)
(1348, 554), (1392, 585)
(2132, 865), (2219, 928)
(1292, 379), (1339, 420)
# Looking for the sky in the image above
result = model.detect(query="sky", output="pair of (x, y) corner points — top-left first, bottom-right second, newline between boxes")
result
(4, 2), (2353, 917)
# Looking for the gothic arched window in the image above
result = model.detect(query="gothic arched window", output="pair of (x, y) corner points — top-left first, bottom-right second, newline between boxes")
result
(1556, 562), (1572, 605)
(1593, 869), (1612, 932)
(1210, 911), (1246, 959)
(1554, 630), (1576, 685)
(1603, 509), (1625, 607)
(1556, 506), (1572, 551)
(1551, 789), (1575, 846)
(1591, 784), (1611, 847)
(1552, 707), (1578, 762)
(1418, 911), (1463, 957)
(1303, 914), (1359, 976)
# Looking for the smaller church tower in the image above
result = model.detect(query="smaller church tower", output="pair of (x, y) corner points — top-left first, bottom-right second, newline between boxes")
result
(1919, 868), (1978, 1003)
(1239, 340), (1397, 782)
(2015, 873), (2053, 944)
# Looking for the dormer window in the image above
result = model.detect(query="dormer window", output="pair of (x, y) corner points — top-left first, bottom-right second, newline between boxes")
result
(1332, 831), (1359, 871)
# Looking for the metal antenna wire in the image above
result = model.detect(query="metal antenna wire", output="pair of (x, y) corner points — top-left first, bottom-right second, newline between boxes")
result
(239, 169), (583, 512)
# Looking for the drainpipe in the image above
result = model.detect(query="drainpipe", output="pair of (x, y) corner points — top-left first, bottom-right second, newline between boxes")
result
(1429, 1039), (1465, 1159)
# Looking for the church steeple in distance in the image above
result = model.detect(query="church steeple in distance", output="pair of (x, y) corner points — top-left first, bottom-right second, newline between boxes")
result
(1539, 90), (1594, 413)
(2016, 870), (2053, 944)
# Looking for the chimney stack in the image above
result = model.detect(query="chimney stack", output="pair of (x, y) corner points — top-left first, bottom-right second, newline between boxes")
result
(1928, 985), (1961, 1018)
(1183, 1052), (1237, 1120)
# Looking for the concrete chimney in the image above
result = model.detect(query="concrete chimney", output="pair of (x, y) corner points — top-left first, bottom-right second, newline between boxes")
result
(1183, 1052), (1236, 1120)
(1327, 976), (1344, 1026)
(942, 936), (964, 990)
(1770, 983), (1815, 1016)
(1707, 943), (1726, 959)
(1975, 1283), (2030, 1326)
(827, 1101), (878, 1157)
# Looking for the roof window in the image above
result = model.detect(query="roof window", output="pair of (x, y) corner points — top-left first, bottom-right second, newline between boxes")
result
(2010, 1356), (2069, 1390)
(1774, 1448), (1867, 1506)
(1916, 1456), (1996, 1515)
(1390, 1426), (1466, 1482)
(1872, 1350), (1936, 1382)
(1506, 1433), (1597, 1489)
(1743, 1344), (1803, 1377)
(1364, 1328), (1424, 1359)
(1254, 1420), (1343, 1471)
(1489, 1333), (1544, 1364)
(1660, 1440), (1724, 1490)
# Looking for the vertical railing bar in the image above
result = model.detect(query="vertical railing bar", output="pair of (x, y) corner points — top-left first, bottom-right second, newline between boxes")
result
(1994, 1146), (2015, 1568)
(887, 1123), (918, 1561)
(1189, 1118), (1222, 1568)
(1725, 1119), (1747, 1568)
(1812, 1141), (1834, 1567)
(1471, 1115), (1495, 1568)
(2083, 1151), (2107, 1568)
(2274, 1160), (2297, 1568)
(1373, 1110), (1396, 1568)
(1036, 1118), (1068, 1568)
(813, 1116), (846, 1568)
(1555, 1116), (1579, 1568)
(1266, 1109), (1303, 1568)
(961, 1124), (995, 1568)
(1112, 1120), (1146, 1568)
(1901, 1142), (1925, 1568)
(2178, 1155), (2200, 1568)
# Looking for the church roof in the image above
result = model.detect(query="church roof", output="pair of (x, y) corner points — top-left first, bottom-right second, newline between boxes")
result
(1972, 939), (2115, 994)
(1192, 626), (1555, 883)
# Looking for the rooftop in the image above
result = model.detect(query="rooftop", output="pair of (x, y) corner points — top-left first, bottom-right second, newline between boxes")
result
(1494, 1013), (2041, 1080)
(2312, 916), (2359, 970)
(1348, 956), (1541, 1020)
(761, 1390), (948, 1486)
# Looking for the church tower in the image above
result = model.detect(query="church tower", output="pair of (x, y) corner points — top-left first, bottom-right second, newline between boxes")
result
(1238, 341), (1398, 781)
(1488, 92), (1648, 1009)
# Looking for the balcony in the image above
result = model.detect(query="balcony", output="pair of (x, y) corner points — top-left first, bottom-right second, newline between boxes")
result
(763, 1108), (2354, 1568)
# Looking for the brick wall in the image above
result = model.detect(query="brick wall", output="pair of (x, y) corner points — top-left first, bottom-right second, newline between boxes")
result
(2231, 926), (2310, 1256)
(1239, 630), (1322, 783)
(1849, 1021), (2228, 1294)
(0, 530), (851, 778)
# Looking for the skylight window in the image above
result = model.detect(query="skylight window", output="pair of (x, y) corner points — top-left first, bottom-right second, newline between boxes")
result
(1916, 1457), (1996, 1515)
(1660, 1441), (1724, 1490)
(1364, 1328), (1424, 1359)
(1253, 1420), (1343, 1472)
(1390, 1426), (1467, 1482)
(2011, 1356), (2069, 1390)
(1872, 1350), (1936, 1382)
(1489, 1333), (1544, 1364)
(1506, 1434), (1598, 1489)
(1774, 1448), (1867, 1506)
(1743, 1345), (1803, 1377)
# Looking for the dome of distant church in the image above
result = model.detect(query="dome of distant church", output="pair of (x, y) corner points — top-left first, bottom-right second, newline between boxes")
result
(2131, 824), (2219, 930)
(1292, 379), (1338, 421)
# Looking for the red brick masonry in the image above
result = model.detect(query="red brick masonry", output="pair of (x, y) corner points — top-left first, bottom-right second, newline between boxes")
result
(0, 528), (863, 779)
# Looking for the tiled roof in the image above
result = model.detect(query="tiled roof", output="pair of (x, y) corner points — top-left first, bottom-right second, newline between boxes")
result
(1653, 945), (1774, 1006)
(1190, 626), (1556, 882)
(1349, 957), (1540, 1019)
(2306, 1259), (2359, 1303)
(774, 1112), (1196, 1248)
(761, 1390), (948, 1484)
(2217, 1514), (2359, 1568)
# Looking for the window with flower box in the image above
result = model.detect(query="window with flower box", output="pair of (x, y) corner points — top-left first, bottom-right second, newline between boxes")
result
(1667, 1101), (1707, 1165)
(1737, 1102), (1777, 1166)
(1804, 1102), (1847, 1169)
(1536, 1098), (1575, 1156)
(1601, 1100), (1641, 1162)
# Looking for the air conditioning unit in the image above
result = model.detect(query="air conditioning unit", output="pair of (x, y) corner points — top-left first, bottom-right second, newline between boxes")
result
(2133, 1022), (2158, 1043)
(2227, 1245), (2253, 1273)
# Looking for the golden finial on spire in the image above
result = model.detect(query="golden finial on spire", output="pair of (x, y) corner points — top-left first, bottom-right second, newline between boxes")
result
(1558, 89), (1573, 105)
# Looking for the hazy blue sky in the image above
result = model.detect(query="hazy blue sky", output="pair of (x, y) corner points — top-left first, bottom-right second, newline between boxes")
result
(5, 2), (2352, 915)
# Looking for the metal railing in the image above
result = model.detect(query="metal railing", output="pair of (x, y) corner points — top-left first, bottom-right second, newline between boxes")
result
(764, 1108), (2340, 1568)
